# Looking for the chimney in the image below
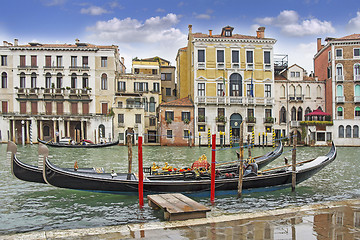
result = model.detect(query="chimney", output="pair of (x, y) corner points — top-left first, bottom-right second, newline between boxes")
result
(188, 24), (192, 34)
(3, 41), (8, 46)
(14, 38), (18, 46)
(75, 38), (80, 43)
(256, 27), (265, 38)
(121, 57), (125, 64)
(317, 38), (322, 52)
(209, 30), (212, 36)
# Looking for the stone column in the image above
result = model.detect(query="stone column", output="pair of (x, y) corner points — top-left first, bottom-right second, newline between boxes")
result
(81, 121), (84, 140)
(53, 120), (57, 143)
(39, 120), (43, 140)
(12, 120), (16, 142)
(67, 121), (70, 137)
(26, 120), (30, 144)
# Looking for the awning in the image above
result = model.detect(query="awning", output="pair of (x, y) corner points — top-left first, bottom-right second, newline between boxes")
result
(305, 108), (331, 116)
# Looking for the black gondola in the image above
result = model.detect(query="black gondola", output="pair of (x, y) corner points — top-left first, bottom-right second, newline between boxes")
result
(37, 138), (119, 148)
(41, 143), (337, 196)
(7, 142), (104, 184)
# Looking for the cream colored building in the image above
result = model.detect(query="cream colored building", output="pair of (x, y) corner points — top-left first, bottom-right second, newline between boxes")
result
(177, 25), (277, 145)
(0, 39), (125, 144)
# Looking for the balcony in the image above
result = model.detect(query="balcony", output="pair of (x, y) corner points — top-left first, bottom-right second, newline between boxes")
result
(290, 121), (300, 128)
(197, 63), (205, 69)
(17, 65), (38, 70)
(246, 117), (256, 123)
(43, 65), (64, 70)
(354, 75), (360, 81)
(354, 96), (360, 103)
(118, 123), (125, 128)
(215, 116), (227, 123)
(336, 75), (344, 82)
(69, 66), (90, 71)
(263, 117), (274, 124)
(336, 96), (345, 103)
(196, 96), (274, 106)
(264, 64), (271, 71)
(197, 115), (206, 123)
(125, 104), (144, 109)
(289, 94), (304, 102)
(246, 63), (254, 70)
(217, 63), (225, 69)
(232, 63), (240, 69)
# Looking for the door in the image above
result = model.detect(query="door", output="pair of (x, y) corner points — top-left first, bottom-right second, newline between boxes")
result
(230, 113), (242, 141)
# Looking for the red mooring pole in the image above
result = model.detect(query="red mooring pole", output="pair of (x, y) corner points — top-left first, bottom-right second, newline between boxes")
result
(210, 133), (216, 203)
(138, 135), (144, 208)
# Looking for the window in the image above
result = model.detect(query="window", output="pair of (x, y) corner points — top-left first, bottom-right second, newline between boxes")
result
(317, 132), (326, 141)
(337, 85), (343, 96)
(198, 108), (205, 122)
(167, 130), (173, 138)
(265, 109), (272, 119)
(339, 125), (344, 138)
(82, 56), (88, 67)
(336, 49), (343, 59)
(354, 64), (360, 80)
(117, 101), (123, 108)
(337, 106), (343, 117)
(232, 50), (239, 63)
(101, 102), (108, 115)
(161, 73), (172, 81)
(153, 82), (159, 92)
(218, 125), (225, 132)
(1, 55), (7, 66)
(135, 114), (141, 124)
(198, 125), (206, 132)
(217, 83), (224, 96)
(292, 107), (297, 121)
(82, 102), (89, 114)
(354, 125), (359, 138)
(264, 51), (270, 64)
(291, 72), (295, 77)
(265, 84), (271, 97)
(247, 84), (252, 97)
(118, 81), (126, 91)
(71, 56), (77, 67)
(184, 130), (190, 139)
(166, 88), (171, 96)
(306, 85), (310, 97)
(99, 124), (105, 138)
(280, 85), (285, 98)
(280, 106), (286, 123)
(31, 102), (38, 115)
(225, 30), (231, 37)
(45, 102), (52, 115)
(1, 72), (7, 88)
(305, 107), (311, 121)
(336, 64), (343, 80)
(346, 125), (352, 138)
(152, 69), (157, 75)
(246, 50), (253, 68)
(198, 49), (205, 62)
(328, 51), (331, 62)
(218, 108), (225, 117)
(57, 73), (62, 88)
(45, 56), (51, 67)
(198, 83), (205, 96)
(134, 82), (148, 92)
(71, 73), (77, 88)
(165, 111), (174, 121)
(247, 125), (254, 133)
(56, 56), (62, 67)
(20, 55), (26, 67)
(101, 57), (107, 67)
(57, 102), (63, 115)
(150, 117), (156, 126)
(182, 111), (191, 121)
(101, 73), (107, 90)
(31, 73), (37, 88)
(20, 102), (26, 114)
(20, 73), (26, 88)
(1, 101), (7, 113)
(355, 107), (360, 117)
(149, 97), (155, 112)
(217, 50), (224, 63)
(354, 48), (360, 58)
(327, 66), (332, 79)
(297, 107), (303, 121)
(317, 85), (322, 98)
(230, 73), (242, 96)
(247, 108), (254, 117)
(31, 55), (37, 67)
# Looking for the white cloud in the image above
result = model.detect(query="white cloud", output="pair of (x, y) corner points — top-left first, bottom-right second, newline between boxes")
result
(156, 8), (165, 13)
(194, 9), (214, 20)
(347, 11), (360, 32)
(109, 1), (123, 9)
(42, 0), (66, 6)
(81, 6), (109, 16)
(255, 10), (335, 37)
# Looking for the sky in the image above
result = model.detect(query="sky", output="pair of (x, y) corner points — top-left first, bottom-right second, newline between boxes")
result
(1, 0), (360, 74)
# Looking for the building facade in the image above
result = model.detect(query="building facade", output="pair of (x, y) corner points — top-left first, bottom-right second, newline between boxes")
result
(0, 39), (124, 144)
(314, 34), (360, 146)
(176, 25), (277, 145)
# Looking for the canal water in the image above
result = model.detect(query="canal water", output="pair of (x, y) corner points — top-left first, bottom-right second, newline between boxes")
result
(0, 143), (359, 235)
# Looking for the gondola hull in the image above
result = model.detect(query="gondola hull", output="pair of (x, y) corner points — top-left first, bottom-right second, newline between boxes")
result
(42, 143), (336, 196)
(12, 155), (45, 184)
(38, 139), (119, 148)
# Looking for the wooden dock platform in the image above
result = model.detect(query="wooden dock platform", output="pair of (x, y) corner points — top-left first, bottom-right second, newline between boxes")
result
(147, 193), (211, 221)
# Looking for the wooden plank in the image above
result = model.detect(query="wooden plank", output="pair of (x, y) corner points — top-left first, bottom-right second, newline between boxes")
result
(160, 194), (197, 214)
(171, 193), (210, 212)
(148, 194), (184, 213)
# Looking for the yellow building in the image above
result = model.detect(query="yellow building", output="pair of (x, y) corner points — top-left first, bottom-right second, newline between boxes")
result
(176, 25), (277, 144)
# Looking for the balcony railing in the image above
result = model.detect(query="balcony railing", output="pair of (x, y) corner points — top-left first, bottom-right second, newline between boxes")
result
(197, 63), (205, 69)
(43, 65), (64, 69)
(336, 96), (345, 103)
(196, 96), (274, 105)
(69, 66), (90, 71)
(246, 117), (256, 123)
(197, 116), (207, 123)
(336, 75), (344, 81)
(263, 117), (274, 124)
(17, 65), (38, 69)
(354, 75), (360, 81)
(125, 104), (144, 109)
(290, 121), (300, 128)
(354, 96), (360, 103)
(215, 116), (227, 123)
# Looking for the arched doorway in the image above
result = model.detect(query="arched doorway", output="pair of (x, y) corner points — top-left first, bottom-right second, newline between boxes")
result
(230, 113), (242, 141)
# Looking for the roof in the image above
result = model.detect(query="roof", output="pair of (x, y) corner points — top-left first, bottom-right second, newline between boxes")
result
(10, 43), (118, 49)
(160, 97), (194, 107)
(305, 108), (331, 116)
(334, 34), (360, 41)
(193, 32), (264, 40)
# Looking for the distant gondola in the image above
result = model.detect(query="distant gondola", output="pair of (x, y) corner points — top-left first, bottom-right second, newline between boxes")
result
(40, 142), (337, 196)
(37, 138), (119, 148)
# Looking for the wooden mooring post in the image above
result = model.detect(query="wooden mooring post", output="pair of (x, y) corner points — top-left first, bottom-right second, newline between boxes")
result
(210, 133), (216, 204)
(292, 131), (297, 192)
(127, 128), (133, 180)
(237, 122), (244, 198)
(247, 134), (251, 160)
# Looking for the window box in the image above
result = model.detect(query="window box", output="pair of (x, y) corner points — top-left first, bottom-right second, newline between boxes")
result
(215, 115), (226, 123)
(264, 117), (274, 124)
(198, 115), (205, 122)
(246, 116), (256, 123)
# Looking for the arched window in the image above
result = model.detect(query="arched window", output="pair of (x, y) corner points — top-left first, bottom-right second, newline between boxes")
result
(101, 73), (107, 90)
(355, 106), (360, 117)
(297, 107), (303, 121)
(289, 84), (295, 99)
(346, 125), (352, 138)
(143, 97), (148, 112)
(296, 85), (302, 97)
(338, 125), (344, 138)
(31, 72), (37, 88)
(280, 85), (285, 98)
(291, 107), (296, 121)
(71, 73), (77, 89)
(336, 85), (343, 96)
(20, 72), (26, 88)
(149, 97), (156, 112)
(316, 85), (321, 98)
(1, 72), (7, 88)
(337, 106), (343, 117)
(98, 124), (105, 138)
(336, 64), (343, 80)
(355, 85), (360, 96)
(354, 63), (360, 80)
(280, 106), (286, 123)
(353, 125), (359, 138)
(229, 73), (242, 96)
(45, 73), (52, 89)
(305, 107), (311, 121)
(56, 73), (62, 88)
(82, 73), (88, 88)
(305, 85), (310, 97)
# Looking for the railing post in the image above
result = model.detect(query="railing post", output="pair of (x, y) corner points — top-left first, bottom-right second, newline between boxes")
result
(138, 134), (144, 208)
(210, 133), (216, 204)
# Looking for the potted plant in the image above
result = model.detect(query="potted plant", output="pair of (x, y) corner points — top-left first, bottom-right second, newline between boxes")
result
(184, 118), (190, 124)
(247, 116), (255, 123)
(265, 117), (274, 123)
(166, 117), (172, 124)
(198, 115), (205, 122)
(216, 115), (226, 122)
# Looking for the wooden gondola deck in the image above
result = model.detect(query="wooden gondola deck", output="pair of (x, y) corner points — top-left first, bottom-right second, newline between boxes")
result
(147, 193), (210, 221)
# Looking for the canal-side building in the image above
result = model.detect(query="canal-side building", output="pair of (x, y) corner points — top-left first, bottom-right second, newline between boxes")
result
(274, 64), (327, 145)
(176, 25), (277, 145)
(159, 97), (194, 146)
(114, 72), (161, 145)
(0, 39), (125, 144)
(314, 34), (360, 146)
